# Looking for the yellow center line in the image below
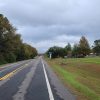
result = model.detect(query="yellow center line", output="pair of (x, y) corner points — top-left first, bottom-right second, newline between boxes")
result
(0, 64), (29, 81)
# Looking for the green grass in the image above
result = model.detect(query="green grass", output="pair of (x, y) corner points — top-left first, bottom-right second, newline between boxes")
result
(62, 57), (100, 64)
(46, 57), (100, 100)
(53, 65), (100, 100)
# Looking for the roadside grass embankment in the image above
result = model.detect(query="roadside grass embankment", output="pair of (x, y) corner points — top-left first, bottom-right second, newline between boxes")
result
(46, 57), (100, 100)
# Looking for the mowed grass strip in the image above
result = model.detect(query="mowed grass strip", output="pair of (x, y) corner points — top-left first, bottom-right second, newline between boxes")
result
(65, 57), (100, 64)
(46, 57), (100, 100)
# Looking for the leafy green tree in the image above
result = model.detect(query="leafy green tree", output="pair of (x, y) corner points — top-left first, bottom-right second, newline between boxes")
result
(79, 36), (90, 56)
(93, 39), (100, 55)
(0, 14), (21, 62)
(5, 53), (16, 63)
(47, 46), (66, 58)
(65, 43), (72, 57)
(0, 14), (38, 64)
(65, 43), (71, 51)
(17, 43), (38, 60)
(72, 44), (80, 57)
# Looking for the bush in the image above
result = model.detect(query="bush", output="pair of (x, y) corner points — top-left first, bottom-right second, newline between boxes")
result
(0, 55), (7, 65)
(5, 53), (16, 63)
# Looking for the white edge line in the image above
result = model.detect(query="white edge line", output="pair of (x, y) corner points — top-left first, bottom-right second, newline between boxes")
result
(42, 60), (54, 100)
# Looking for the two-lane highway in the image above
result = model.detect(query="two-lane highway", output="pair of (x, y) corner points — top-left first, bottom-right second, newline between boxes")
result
(0, 57), (76, 100)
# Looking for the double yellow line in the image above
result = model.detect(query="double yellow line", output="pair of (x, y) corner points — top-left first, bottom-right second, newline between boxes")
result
(0, 64), (28, 81)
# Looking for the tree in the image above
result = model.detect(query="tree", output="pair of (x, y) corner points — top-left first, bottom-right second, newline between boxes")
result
(65, 43), (71, 51)
(65, 43), (72, 57)
(0, 14), (38, 64)
(79, 36), (90, 56)
(0, 14), (22, 62)
(5, 52), (16, 63)
(17, 43), (38, 60)
(93, 39), (100, 55)
(46, 46), (66, 58)
(72, 44), (80, 57)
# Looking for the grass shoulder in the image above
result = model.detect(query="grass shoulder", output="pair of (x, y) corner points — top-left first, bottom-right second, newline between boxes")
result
(45, 57), (100, 100)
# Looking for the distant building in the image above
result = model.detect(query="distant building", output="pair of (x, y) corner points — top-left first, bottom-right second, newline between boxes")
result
(86, 53), (96, 57)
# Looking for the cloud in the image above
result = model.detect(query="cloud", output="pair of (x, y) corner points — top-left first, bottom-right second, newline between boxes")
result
(0, 0), (100, 52)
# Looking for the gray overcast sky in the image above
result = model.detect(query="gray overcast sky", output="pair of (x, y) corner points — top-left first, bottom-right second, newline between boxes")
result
(0, 0), (100, 53)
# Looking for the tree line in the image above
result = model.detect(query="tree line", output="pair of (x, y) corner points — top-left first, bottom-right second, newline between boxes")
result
(0, 14), (38, 64)
(46, 36), (100, 58)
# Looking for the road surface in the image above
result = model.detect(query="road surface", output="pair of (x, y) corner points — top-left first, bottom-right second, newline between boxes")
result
(0, 57), (76, 100)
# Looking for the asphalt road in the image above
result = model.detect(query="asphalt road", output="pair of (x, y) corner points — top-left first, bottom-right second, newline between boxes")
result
(0, 57), (76, 100)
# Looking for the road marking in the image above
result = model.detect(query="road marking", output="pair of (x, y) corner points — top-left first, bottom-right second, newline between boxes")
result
(0, 65), (29, 81)
(42, 60), (54, 100)
(0, 61), (27, 74)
